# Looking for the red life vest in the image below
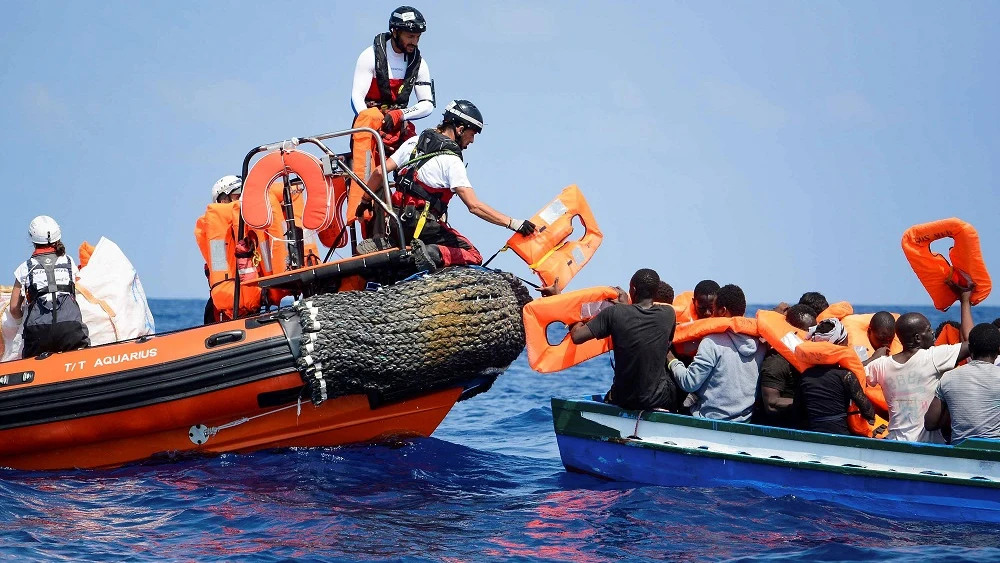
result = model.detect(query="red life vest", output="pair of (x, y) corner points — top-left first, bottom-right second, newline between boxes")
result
(366, 33), (422, 109)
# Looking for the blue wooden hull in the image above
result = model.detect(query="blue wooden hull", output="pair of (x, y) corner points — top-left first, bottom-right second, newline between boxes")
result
(552, 398), (1000, 523)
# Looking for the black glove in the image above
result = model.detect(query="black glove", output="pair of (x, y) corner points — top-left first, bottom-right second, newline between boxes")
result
(356, 198), (374, 217)
(512, 219), (536, 236)
(381, 109), (404, 133)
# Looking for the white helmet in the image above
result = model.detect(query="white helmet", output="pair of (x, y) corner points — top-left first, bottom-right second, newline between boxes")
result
(212, 175), (243, 202)
(29, 215), (62, 245)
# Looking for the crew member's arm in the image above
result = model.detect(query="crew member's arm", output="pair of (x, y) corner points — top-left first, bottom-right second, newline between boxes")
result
(924, 397), (949, 432)
(351, 48), (376, 116)
(363, 157), (398, 203)
(454, 187), (534, 234)
(668, 339), (719, 393)
(401, 59), (434, 121)
(9, 281), (24, 320)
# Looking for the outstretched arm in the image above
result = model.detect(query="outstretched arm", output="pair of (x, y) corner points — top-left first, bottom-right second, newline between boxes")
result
(401, 60), (434, 121)
(454, 186), (522, 230)
(570, 322), (595, 345)
(956, 283), (975, 361)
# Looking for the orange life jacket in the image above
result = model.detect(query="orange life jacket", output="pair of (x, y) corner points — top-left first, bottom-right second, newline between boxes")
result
(841, 313), (903, 358)
(901, 218), (992, 311)
(194, 202), (263, 319)
(673, 317), (759, 345)
(317, 175), (349, 250)
(506, 185), (603, 289)
(523, 286), (620, 373)
(817, 301), (853, 321)
(935, 323), (962, 345)
(78, 241), (95, 269)
(672, 291), (698, 323)
(792, 340), (889, 439)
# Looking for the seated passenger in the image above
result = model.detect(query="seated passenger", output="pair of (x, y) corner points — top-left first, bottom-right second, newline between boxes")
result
(569, 269), (678, 411)
(667, 284), (765, 422)
(924, 323), (1000, 441)
(795, 318), (876, 435)
(8, 216), (90, 358)
(655, 281), (674, 305)
(863, 311), (897, 365)
(865, 283), (974, 443)
(753, 304), (816, 428)
(797, 291), (830, 318)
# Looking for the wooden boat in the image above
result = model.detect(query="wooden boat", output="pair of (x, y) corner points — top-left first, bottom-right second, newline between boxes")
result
(552, 397), (1000, 523)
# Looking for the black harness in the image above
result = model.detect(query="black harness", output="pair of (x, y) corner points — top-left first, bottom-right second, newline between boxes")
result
(25, 252), (75, 302)
(394, 129), (463, 217)
(369, 33), (422, 109)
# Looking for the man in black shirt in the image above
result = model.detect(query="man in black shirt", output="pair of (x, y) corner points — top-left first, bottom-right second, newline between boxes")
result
(754, 304), (816, 428)
(569, 268), (677, 411)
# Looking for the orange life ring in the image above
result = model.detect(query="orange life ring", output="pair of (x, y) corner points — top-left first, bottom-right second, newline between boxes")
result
(506, 185), (603, 289)
(523, 286), (620, 373)
(817, 301), (853, 321)
(242, 149), (334, 232)
(793, 340), (888, 439)
(901, 218), (992, 311)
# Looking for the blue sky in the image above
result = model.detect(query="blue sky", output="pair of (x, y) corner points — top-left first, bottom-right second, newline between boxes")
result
(2, 2), (998, 306)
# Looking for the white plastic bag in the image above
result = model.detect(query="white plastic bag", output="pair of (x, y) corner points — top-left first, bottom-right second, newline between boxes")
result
(0, 288), (24, 362)
(75, 237), (155, 346)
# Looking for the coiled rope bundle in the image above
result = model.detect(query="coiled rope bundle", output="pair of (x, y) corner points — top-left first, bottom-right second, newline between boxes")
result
(293, 267), (532, 404)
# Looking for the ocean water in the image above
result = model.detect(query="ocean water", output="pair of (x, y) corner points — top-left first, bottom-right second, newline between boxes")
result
(2, 299), (999, 562)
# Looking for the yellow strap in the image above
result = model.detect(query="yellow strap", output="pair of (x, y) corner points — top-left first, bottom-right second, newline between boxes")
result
(76, 285), (120, 342)
(528, 241), (569, 271)
(413, 205), (431, 239)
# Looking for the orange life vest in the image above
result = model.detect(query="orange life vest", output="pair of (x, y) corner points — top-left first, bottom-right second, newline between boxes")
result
(523, 286), (620, 373)
(258, 183), (324, 303)
(317, 175), (350, 250)
(841, 313), (903, 358)
(672, 291), (698, 323)
(506, 185), (603, 289)
(901, 218), (992, 311)
(673, 317), (759, 345)
(792, 340), (888, 439)
(935, 323), (962, 345)
(194, 202), (263, 318)
(817, 301), (853, 321)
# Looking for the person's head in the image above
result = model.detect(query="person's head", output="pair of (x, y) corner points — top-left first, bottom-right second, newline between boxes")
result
(797, 292), (829, 317)
(968, 323), (1000, 362)
(934, 320), (961, 339)
(809, 318), (849, 346)
(212, 175), (243, 203)
(785, 304), (817, 331)
(713, 284), (746, 318)
(439, 100), (483, 149)
(28, 215), (65, 256)
(629, 268), (660, 303)
(993, 318), (1000, 331)
(654, 281), (674, 304)
(388, 6), (425, 55)
(693, 279), (720, 319)
(896, 312), (934, 350)
(868, 311), (897, 350)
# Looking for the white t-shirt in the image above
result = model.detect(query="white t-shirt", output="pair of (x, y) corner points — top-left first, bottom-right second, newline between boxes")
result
(390, 135), (471, 193)
(14, 253), (79, 308)
(351, 42), (433, 120)
(865, 344), (962, 443)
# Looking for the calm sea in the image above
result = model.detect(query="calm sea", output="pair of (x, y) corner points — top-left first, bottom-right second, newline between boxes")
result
(1, 299), (999, 562)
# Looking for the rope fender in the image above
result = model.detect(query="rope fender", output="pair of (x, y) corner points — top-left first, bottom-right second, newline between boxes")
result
(292, 267), (532, 404)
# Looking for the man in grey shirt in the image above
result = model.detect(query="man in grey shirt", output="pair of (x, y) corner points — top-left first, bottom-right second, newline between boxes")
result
(925, 322), (1000, 442)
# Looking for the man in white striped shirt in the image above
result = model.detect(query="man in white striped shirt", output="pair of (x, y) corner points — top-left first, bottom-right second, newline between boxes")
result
(925, 323), (1000, 442)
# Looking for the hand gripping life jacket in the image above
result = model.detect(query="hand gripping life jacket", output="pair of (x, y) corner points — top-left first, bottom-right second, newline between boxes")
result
(523, 286), (621, 373)
(366, 33), (422, 110)
(195, 202), (263, 319)
(507, 185), (603, 289)
(792, 341), (889, 439)
(817, 301), (853, 321)
(671, 290), (700, 323)
(21, 251), (90, 357)
(901, 218), (992, 311)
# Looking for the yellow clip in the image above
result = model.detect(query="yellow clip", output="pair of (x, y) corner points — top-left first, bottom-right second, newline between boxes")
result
(413, 206), (431, 239)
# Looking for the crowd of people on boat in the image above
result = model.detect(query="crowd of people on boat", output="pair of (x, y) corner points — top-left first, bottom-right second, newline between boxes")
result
(568, 268), (1000, 445)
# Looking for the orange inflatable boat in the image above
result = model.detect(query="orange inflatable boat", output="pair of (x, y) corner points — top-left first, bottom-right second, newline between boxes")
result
(902, 218), (992, 311)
